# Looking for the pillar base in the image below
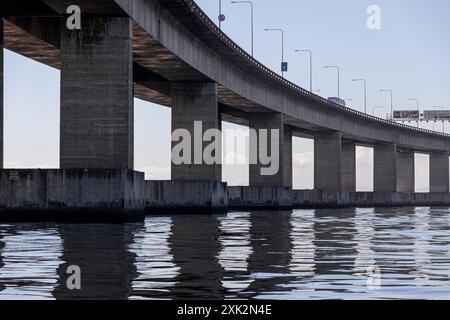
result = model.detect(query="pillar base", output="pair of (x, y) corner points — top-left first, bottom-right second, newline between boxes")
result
(293, 190), (450, 208)
(228, 186), (293, 210)
(145, 181), (228, 214)
(0, 169), (145, 222)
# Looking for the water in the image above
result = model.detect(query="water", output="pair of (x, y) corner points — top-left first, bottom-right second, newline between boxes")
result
(1, 207), (450, 300)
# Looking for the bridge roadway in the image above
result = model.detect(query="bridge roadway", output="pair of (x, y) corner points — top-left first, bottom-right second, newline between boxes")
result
(1, 0), (450, 219)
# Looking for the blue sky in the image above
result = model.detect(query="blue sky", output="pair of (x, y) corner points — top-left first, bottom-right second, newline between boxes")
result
(3, 0), (450, 191)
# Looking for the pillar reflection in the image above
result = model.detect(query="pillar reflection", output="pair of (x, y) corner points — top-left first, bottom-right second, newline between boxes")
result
(244, 211), (293, 299)
(129, 217), (179, 299)
(312, 208), (357, 297)
(218, 212), (253, 297)
(169, 215), (225, 299)
(53, 222), (143, 300)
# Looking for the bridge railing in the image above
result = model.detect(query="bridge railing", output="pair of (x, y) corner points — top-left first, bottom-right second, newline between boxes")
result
(184, 0), (450, 138)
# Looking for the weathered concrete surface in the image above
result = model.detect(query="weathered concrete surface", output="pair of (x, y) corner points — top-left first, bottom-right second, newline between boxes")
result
(349, 192), (450, 207)
(397, 150), (415, 192)
(341, 141), (356, 192)
(315, 132), (352, 192)
(430, 152), (449, 193)
(171, 82), (222, 182)
(249, 113), (292, 188)
(293, 190), (350, 208)
(0, 169), (145, 221)
(60, 16), (134, 169)
(293, 190), (450, 208)
(0, 19), (3, 169)
(228, 186), (293, 209)
(374, 143), (397, 192)
(145, 180), (228, 213)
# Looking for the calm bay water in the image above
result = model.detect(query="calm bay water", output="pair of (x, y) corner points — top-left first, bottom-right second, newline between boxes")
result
(1, 207), (450, 300)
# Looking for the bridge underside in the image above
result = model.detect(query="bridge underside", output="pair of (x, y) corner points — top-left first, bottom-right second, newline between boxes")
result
(1, 0), (450, 220)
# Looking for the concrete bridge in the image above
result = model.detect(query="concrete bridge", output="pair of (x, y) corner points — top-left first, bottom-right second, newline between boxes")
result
(1, 0), (450, 220)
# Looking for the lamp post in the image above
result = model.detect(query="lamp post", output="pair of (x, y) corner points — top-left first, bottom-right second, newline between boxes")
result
(294, 49), (312, 92)
(353, 79), (367, 114)
(380, 89), (393, 121)
(218, 0), (225, 29)
(406, 98), (420, 128)
(231, 1), (254, 56)
(264, 28), (285, 78)
(324, 66), (340, 98)
(372, 105), (383, 116)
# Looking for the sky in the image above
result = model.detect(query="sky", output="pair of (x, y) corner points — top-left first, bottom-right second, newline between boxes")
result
(3, 0), (450, 192)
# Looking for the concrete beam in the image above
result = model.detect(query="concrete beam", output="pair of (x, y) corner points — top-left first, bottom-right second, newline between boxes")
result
(171, 82), (222, 181)
(397, 150), (415, 193)
(430, 151), (449, 193)
(249, 113), (292, 188)
(341, 141), (356, 192)
(60, 16), (134, 169)
(374, 143), (397, 192)
(0, 19), (3, 169)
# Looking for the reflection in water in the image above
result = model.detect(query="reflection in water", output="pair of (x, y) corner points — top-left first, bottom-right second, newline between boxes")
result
(130, 217), (179, 300)
(245, 211), (293, 299)
(0, 225), (62, 300)
(310, 209), (358, 299)
(1, 207), (450, 299)
(53, 223), (143, 300)
(169, 215), (225, 299)
(218, 212), (253, 296)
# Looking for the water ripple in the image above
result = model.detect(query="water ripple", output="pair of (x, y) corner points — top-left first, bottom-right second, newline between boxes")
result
(0, 207), (450, 299)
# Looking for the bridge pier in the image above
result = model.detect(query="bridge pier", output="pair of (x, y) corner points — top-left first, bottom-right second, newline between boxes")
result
(171, 82), (222, 181)
(147, 81), (227, 213)
(397, 149), (415, 193)
(229, 113), (293, 209)
(341, 141), (356, 192)
(430, 151), (449, 193)
(60, 17), (134, 169)
(314, 132), (355, 194)
(0, 17), (145, 221)
(374, 143), (397, 192)
(374, 144), (415, 193)
(249, 113), (292, 188)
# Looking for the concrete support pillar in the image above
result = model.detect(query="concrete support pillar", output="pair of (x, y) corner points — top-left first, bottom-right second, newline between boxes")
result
(249, 113), (292, 188)
(374, 143), (397, 192)
(0, 19), (3, 169)
(171, 82), (222, 181)
(430, 151), (449, 193)
(396, 150), (415, 193)
(60, 17), (133, 169)
(341, 141), (356, 192)
(314, 132), (342, 191)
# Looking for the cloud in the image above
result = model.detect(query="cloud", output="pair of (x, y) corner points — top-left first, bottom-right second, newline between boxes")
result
(293, 151), (313, 169)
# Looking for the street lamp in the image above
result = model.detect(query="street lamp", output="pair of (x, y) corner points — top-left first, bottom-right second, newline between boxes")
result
(324, 66), (340, 98)
(294, 49), (312, 92)
(432, 105), (445, 133)
(231, 1), (254, 56)
(372, 105), (383, 116)
(406, 98), (420, 128)
(264, 28), (285, 78)
(406, 98), (419, 110)
(352, 79), (367, 114)
(380, 89), (393, 121)
(218, 0), (225, 29)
